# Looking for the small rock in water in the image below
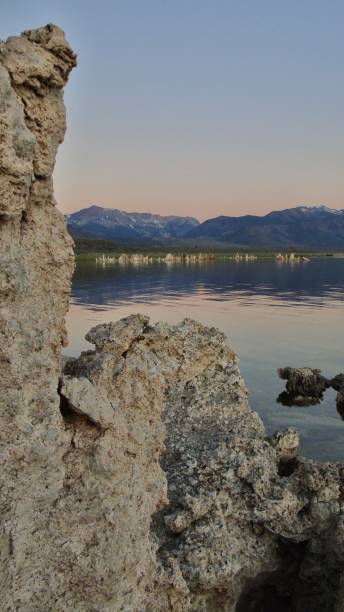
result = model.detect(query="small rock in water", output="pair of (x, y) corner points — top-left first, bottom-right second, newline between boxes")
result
(330, 373), (344, 392)
(277, 366), (329, 406)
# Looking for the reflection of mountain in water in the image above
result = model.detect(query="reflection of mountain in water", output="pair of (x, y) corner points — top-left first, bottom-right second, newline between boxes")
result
(71, 259), (344, 309)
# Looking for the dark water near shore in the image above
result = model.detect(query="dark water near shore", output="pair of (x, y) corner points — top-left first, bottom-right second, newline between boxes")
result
(65, 257), (344, 462)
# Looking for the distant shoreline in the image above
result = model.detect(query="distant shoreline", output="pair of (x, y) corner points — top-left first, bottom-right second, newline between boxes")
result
(74, 240), (344, 263)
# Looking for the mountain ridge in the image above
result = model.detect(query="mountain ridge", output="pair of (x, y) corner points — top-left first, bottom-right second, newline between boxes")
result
(66, 204), (344, 248)
(187, 205), (344, 247)
(66, 204), (199, 242)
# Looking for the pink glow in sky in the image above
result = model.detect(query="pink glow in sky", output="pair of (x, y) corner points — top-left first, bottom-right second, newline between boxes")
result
(3, 1), (344, 220)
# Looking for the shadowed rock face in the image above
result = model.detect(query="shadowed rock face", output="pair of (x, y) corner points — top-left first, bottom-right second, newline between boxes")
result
(331, 375), (344, 418)
(1, 23), (344, 612)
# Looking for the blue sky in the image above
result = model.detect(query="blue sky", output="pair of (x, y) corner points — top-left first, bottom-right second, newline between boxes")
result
(2, 0), (343, 219)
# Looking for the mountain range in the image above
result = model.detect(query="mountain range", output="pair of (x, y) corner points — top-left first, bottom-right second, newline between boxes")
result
(65, 204), (344, 249)
(65, 205), (199, 242)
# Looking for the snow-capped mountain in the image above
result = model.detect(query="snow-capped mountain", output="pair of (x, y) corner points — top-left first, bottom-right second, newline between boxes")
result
(65, 205), (199, 242)
(66, 204), (344, 248)
(187, 205), (344, 248)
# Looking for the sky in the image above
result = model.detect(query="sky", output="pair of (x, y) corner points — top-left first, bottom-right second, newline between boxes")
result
(1, 1), (344, 220)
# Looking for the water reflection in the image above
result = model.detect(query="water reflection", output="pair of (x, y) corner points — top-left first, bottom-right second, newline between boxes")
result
(277, 391), (324, 407)
(66, 258), (344, 462)
(72, 258), (344, 309)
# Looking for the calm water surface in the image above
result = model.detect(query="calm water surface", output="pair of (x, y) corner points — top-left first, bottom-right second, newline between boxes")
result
(65, 258), (344, 462)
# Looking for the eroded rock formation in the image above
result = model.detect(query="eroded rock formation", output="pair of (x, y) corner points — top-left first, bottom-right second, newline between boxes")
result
(0, 28), (169, 612)
(1, 23), (344, 612)
(278, 367), (344, 419)
(277, 367), (329, 406)
(62, 316), (344, 612)
(0, 23), (76, 610)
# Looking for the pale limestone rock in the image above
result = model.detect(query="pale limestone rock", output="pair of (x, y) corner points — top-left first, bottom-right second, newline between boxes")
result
(68, 316), (344, 611)
(270, 427), (299, 462)
(0, 24), (77, 611)
(85, 312), (149, 355)
(60, 376), (117, 427)
(0, 64), (35, 215)
(0, 25), (167, 612)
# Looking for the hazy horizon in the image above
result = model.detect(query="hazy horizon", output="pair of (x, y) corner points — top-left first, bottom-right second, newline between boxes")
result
(2, 1), (344, 220)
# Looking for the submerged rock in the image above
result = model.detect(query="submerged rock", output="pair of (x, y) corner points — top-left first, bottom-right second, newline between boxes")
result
(278, 366), (329, 396)
(330, 375), (344, 419)
(330, 374), (344, 392)
(277, 367), (329, 406)
(278, 368), (344, 423)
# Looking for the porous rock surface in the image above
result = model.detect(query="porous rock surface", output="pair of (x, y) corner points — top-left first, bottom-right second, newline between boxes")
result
(277, 367), (329, 406)
(0, 24), (165, 612)
(1, 23), (344, 612)
(65, 316), (344, 612)
(0, 23), (76, 610)
(278, 367), (344, 419)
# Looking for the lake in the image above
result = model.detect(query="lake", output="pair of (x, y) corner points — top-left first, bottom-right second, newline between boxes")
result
(65, 257), (344, 462)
